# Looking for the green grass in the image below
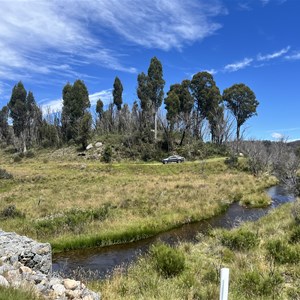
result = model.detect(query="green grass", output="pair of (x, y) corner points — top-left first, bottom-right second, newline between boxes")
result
(0, 149), (276, 251)
(0, 286), (41, 300)
(94, 200), (300, 300)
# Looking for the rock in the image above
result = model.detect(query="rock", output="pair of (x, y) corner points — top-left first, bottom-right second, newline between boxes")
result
(66, 289), (82, 298)
(0, 275), (9, 287)
(0, 230), (101, 300)
(49, 277), (62, 287)
(83, 295), (94, 300)
(52, 283), (66, 296)
(63, 278), (80, 290)
(86, 143), (93, 150)
(95, 142), (103, 148)
(20, 266), (32, 274)
(6, 269), (20, 283)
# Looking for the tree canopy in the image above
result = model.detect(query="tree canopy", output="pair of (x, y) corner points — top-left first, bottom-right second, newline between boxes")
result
(222, 83), (259, 141)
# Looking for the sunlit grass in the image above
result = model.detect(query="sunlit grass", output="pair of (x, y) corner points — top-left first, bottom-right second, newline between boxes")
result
(0, 150), (276, 251)
(95, 201), (300, 300)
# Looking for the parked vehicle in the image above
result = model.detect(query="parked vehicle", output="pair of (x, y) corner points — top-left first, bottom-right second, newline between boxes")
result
(162, 155), (185, 164)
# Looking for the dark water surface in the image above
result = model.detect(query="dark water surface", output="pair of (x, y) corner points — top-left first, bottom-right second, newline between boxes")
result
(52, 185), (295, 278)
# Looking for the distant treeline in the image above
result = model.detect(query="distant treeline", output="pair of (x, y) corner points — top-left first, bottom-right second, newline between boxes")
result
(0, 57), (259, 159)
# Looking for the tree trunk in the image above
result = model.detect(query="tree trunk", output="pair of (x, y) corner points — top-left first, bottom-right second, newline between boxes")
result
(236, 121), (240, 153)
(154, 112), (157, 141)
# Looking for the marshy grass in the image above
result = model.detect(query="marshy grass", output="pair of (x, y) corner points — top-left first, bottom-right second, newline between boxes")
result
(96, 201), (300, 300)
(0, 150), (277, 251)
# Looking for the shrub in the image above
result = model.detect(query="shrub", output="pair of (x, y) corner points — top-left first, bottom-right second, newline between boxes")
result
(25, 150), (35, 158)
(290, 226), (300, 244)
(0, 205), (25, 219)
(221, 229), (259, 251)
(266, 239), (300, 264)
(0, 168), (13, 179)
(291, 199), (300, 225)
(150, 243), (185, 278)
(224, 155), (238, 168)
(13, 154), (22, 163)
(102, 145), (112, 163)
(239, 270), (283, 298)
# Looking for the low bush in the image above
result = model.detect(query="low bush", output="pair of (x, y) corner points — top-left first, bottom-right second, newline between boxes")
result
(289, 226), (300, 244)
(25, 150), (35, 158)
(238, 269), (284, 298)
(291, 199), (300, 225)
(0, 205), (25, 219)
(102, 145), (113, 163)
(150, 243), (185, 278)
(221, 228), (259, 251)
(13, 154), (22, 163)
(266, 239), (300, 264)
(224, 155), (238, 168)
(0, 168), (13, 179)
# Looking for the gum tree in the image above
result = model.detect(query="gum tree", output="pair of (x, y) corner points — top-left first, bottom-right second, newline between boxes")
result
(222, 83), (259, 142)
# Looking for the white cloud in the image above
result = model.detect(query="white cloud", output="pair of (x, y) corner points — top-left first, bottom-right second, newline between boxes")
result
(81, 0), (225, 51)
(257, 46), (290, 61)
(89, 89), (113, 106)
(0, 0), (225, 85)
(224, 58), (253, 72)
(203, 69), (218, 75)
(285, 51), (300, 60)
(41, 89), (113, 114)
(271, 132), (284, 139)
(261, 0), (270, 6)
(0, 0), (137, 83)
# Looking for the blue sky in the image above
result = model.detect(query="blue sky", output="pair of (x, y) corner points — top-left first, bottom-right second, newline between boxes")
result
(0, 0), (299, 141)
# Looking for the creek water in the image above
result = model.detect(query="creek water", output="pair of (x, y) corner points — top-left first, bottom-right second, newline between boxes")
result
(52, 185), (295, 279)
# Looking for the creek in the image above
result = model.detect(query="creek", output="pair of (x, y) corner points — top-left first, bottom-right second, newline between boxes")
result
(52, 185), (295, 279)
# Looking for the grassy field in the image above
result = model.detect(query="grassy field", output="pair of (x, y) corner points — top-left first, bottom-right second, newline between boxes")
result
(92, 200), (300, 300)
(0, 149), (276, 252)
(0, 286), (41, 300)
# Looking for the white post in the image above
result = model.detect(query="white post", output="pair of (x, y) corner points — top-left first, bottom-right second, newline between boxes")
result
(219, 268), (229, 300)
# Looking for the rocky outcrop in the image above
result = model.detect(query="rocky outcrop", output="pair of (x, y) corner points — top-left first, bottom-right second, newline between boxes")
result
(0, 230), (100, 300)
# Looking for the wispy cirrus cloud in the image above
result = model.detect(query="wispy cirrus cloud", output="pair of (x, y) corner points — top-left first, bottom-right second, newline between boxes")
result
(257, 46), (290, 61)
(271, 132), (284, 139)
(261, 0), (270, 6)
(0, 0), (225, 88)
(222, 45), (291, 73)
(224, 58), (253, 72)
(81, 0), (226, 51)
(285, 51), (300, 60)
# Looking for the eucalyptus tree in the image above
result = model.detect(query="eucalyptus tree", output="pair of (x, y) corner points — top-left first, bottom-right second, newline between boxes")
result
(190, 72), (222, 141)
(164, 80), (194, 145)
(96, 99), (104, 122)
(113, 76), (123, 111)
(222, 83), (259, 142)
(137, 57), (165, 141)
(8, 82), (42, 152)
(0, 106), (10, 144)
(148, 57), (165, 140)
(61, 80), (91, 148)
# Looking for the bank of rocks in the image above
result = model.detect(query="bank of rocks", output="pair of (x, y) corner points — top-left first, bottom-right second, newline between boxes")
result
(0, 230), (100, 300)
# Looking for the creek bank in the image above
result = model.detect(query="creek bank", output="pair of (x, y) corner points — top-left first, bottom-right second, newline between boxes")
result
(0, 230), (100, 300)
(53, 185), (295, 279)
